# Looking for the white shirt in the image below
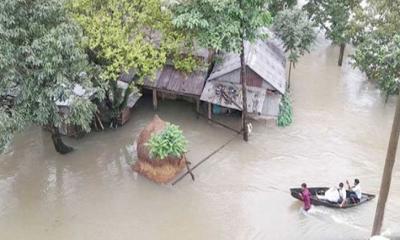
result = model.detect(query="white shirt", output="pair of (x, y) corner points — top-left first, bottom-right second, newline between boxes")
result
(352, 184), (362, 199)
(324, 187), (340, 202)
(338, 187), (346, 203)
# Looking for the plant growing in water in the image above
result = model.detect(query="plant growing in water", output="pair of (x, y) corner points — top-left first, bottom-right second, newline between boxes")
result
(146, 123), (187, 160)
(277, 92), (293, 127)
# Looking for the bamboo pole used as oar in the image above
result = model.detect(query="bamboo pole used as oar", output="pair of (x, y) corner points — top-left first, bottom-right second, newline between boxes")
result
(172, 132), (240, 186)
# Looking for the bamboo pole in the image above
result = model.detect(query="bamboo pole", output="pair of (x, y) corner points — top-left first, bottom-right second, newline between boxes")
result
(208, 102), (212, 120)
(288, 61), (292, 90)
(95, 112), (104, 130)
(239, 40), (249, 141)
(238, 0), (249, 142)
(371, 95), (400, 236)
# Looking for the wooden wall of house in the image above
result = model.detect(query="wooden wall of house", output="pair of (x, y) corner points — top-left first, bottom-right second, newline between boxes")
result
(246, 68), (263, 88)
(261, 91), (281, 118)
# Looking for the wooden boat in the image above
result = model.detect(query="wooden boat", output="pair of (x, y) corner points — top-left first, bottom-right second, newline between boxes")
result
(290, 187), (375, 209)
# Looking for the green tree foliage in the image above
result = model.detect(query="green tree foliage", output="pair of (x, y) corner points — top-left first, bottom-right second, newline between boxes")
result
(69, 0), (198, 123)
(172, 0), (271, 53)
(173, 54), (202, 74)
(303, 0), (361, 66)
(0, 0), (100, 154)
(350, 0), (400, 99)
(349, 0), (400, 45)
(146, 123), (187, 160)
(353, 34), (400, 100)
(268, 0), (297, 17)
(273, 8), (316, 88)
(172, 0), (271, 141)
(277, 92), (293, 127)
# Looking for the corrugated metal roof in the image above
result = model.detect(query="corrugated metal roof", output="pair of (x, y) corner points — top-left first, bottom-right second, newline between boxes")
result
(208, 37), (286, 94)
(143, 65), (208, 97)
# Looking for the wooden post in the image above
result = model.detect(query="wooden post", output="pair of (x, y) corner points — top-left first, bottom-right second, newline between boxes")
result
(196, 98), (200, 119)
(338, 43), (346, 67)
(152, 89), (158, 111)
(371, 95), (400, 236)
(208, 102), (212, 120)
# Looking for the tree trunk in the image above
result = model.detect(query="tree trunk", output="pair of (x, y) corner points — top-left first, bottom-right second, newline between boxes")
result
(207, 48), (215, 64)
(240, 40), (249, 142)
(288, 61), (292, 90)
(51, 126), (74, 154)
(338, 43), (346, 66)
(371, 95), (400, 236)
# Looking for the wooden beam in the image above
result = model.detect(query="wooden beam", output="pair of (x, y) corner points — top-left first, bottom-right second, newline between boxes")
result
(371, 95), (400, 236)
(142, 86), (200, 99)
(152, 89), (158, 111)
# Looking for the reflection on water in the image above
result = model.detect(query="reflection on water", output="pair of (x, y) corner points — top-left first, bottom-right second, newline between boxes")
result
(0, 36), (399, 240)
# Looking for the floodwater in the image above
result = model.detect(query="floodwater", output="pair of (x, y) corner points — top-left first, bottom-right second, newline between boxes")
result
(1, 36), (400, 240)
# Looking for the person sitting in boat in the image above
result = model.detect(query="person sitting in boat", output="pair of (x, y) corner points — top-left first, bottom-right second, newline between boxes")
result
(319, 187), (338, 202)
(299, 183), (311, 211)
(317, 183), (346, 204)
(346, 179), (362, 203)
(338, 182), (347, 207)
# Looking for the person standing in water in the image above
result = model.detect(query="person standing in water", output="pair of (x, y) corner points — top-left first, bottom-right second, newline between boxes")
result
(299, 183), (311, 211)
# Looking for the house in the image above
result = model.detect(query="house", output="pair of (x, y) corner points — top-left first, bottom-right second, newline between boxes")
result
(142, 48), (211, 113)
(200, 37), (286, 120)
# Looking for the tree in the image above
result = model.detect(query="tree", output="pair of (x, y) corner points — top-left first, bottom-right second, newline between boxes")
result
(273, 8), (316, 89)
(268, 0), (297, 17)
(172, 0), (271, 141)
(0, 0), (101, 154)
(350, 0), (400, 99)
(350, 2), (400, 234)
(303, 0), (361, 66)
(352, 34), (400, 100)
(69, 0), (196, 126)
(349, 0), (400, 45)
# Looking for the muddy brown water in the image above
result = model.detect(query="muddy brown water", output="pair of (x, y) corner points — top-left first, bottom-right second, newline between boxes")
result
(1, 36), (400, 240)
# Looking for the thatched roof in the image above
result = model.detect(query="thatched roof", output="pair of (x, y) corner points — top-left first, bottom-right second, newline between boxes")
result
(143, 65), (208, 97)
(208, 38), (286, 94)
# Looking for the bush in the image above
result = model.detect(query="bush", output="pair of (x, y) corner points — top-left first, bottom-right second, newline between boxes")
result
(277, 92), (293, 127)
(146, 123), (187, 160)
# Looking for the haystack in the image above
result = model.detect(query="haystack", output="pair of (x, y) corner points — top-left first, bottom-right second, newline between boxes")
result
(133, 115), (187, 184)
